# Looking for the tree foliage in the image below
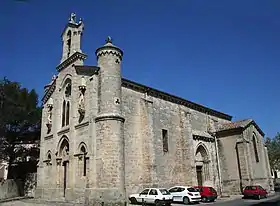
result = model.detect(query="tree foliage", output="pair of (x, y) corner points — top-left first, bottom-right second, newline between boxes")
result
(0, 77), (41, 178)
(265, 133), (280, 171)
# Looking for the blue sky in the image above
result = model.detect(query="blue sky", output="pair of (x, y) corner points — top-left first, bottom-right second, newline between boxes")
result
(1, 0), (279, 138)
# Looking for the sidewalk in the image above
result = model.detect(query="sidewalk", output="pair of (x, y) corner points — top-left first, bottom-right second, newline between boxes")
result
(217, 194), (243, 202)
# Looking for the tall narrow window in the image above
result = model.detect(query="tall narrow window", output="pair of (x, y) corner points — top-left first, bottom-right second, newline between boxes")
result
(66, 31), (71, 58)
(253, 135), (259, 163)
(162, 129), (169, 153)
(81, 146), (86, 176)
(66, 102), (70, 126)
(62, 100), (66, 127)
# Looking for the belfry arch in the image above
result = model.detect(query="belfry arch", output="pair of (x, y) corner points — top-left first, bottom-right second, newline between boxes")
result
(195, 144), (210, 186)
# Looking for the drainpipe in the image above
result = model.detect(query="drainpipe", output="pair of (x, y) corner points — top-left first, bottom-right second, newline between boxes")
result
(207, 114), (223, 196)
(214, 133), (223, 196)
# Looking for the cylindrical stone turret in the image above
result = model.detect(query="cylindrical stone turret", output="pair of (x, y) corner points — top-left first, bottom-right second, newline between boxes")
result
(95, 36), (123, 116)
(94, 37), (126, 205)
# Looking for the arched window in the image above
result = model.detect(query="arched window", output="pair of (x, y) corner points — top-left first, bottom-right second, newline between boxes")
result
(66, 102), (70, 126)
(62, 100), (66, 127)
(47, 153), (51, 161)
(45, 151), (52, 166)
(253, 135), (259, 163)
(61, 78), (71, 128)
(81, 146), (87, 176)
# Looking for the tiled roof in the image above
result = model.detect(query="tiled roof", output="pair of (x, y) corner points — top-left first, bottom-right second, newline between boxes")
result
(218, 119), (253, 131)
(216, 119), (265, 136)
(192, 130), (213, 138)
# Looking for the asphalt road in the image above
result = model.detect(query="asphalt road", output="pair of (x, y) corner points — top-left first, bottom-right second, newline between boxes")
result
(0, 194), (280, 206)
(195, 193), (280, 206)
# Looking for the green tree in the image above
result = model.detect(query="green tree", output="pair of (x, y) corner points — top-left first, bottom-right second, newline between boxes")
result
(0, 77), (41, 178)
(265, 133), (280, 172)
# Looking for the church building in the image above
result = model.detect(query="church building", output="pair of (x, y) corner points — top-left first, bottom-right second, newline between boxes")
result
(36, 13), (273, 205)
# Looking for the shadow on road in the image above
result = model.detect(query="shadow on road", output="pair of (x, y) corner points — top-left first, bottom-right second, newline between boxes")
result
(251, 199), (280, 206)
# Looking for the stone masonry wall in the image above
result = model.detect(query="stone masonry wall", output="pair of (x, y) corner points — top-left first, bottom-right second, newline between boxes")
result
(122, 86), (231, 196)
(217, 132), (241, 194)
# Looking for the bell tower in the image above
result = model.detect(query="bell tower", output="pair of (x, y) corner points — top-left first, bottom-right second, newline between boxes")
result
(60, 13), (84, 63)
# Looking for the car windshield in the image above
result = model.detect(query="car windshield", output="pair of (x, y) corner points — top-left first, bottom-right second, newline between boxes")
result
(194, 188), (202, 192)
(209, 187), (216, 192)
(160, 189), (170, 195)
(187, 188), (197, 192)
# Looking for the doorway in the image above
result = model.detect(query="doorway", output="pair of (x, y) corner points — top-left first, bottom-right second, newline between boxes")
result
(196, 166), (203, 186)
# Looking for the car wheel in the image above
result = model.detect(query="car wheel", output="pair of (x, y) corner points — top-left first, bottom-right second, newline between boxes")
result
(257, 195), (261, 200)
(183, 197), (190, 205)
(155, 199), (161, 206)
(130, 197), (137, 204)
(201, 197), (207, 202)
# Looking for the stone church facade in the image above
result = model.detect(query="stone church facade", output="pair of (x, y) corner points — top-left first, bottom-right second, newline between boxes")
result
(35, 13), (273, 205)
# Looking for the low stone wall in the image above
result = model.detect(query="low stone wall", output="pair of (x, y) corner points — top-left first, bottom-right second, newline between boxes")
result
(0, 179), (21, 200)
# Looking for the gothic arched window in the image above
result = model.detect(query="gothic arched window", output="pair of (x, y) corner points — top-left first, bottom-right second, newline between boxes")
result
(47, 153), (51, 161)
(253, 135), (259, 163)
(61, 78), (71, 128)
(66, 102), (70, 126)
(81, 145), (87, 176)
(62, 100), (66, 127)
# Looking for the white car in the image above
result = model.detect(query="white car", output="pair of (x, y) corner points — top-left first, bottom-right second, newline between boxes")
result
(168, 186), (201, 204)
(129, 188), (173, 205)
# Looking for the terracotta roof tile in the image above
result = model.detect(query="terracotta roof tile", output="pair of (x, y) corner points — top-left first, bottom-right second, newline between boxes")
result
(217, 119), (253, 132)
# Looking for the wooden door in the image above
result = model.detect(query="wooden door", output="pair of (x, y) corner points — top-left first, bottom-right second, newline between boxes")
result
(196, 166), (203, 186)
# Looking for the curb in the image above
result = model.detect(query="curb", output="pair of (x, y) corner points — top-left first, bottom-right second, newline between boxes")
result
(217, 195), (243, 202)
(0, 196), (33, 203)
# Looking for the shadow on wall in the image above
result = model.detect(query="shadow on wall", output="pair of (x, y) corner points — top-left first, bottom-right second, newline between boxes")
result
(0, 179), (23, 200)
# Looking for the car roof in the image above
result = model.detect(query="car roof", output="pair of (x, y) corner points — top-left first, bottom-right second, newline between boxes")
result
(246, 185), (260, 187)
(171, 186), (193, 188)
(143, 188), (167, 190)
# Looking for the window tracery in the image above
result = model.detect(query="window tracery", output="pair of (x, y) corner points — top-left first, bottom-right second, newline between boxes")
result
(61, 79), (71, 127)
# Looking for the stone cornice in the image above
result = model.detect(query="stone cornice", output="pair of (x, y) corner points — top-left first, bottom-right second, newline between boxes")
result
(74, 65), (100, 76)
(56, 52), (87, 72)
(96, 46), (123, 61)
(57, 127), (70, 136)
(42, 79), (56, 104)
(121, 78), (232, 121)
(95, 113), (125, 123)
(193, 135), (215, 143)
(75, 121), (89, 130)
(44, 134), (53, 140)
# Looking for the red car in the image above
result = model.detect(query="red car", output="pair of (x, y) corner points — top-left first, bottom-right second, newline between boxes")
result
(243, 185), (268, 199)
(193, 186), (217, 202)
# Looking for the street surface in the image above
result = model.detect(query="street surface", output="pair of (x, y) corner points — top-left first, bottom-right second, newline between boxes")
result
(0, 193), (279, 206)
(199, 193), (280, 206)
